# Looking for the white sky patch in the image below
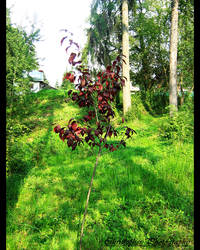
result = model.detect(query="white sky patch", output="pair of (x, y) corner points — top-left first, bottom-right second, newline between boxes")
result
(7, 0), (93, 87)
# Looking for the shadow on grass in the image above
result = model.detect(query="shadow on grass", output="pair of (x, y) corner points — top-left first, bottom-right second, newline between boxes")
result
(23, 144), (193, 249)
(102, 145), (192, 215)
(6, 90), (65, 214)
(6, 88), (99, 214)
(6, 91), (193, 248)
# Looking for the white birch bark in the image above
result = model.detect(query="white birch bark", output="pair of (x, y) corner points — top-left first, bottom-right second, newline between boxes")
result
(122, 0), (132, 115)
(169, 0), (179, 116)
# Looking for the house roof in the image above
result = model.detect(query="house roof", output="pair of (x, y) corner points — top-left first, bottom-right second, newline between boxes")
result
(130, 85), (140, 91)
(29, 70), (44, 82)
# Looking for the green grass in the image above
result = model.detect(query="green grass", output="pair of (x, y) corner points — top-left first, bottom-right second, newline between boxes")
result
(6, 89), (194, 249)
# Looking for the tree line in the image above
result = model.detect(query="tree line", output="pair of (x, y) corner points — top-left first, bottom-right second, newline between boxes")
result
(6, 8), (40, 110)
(6, 0), (194, 117)
(82, 0), (193, 115)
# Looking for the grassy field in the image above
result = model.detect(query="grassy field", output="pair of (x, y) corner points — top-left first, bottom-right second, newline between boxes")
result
(6, 89), (194, 249)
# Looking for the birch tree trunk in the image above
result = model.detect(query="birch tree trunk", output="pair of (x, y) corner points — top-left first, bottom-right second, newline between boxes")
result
(169, 0), (179, 116)
(122, 0), (132, 115)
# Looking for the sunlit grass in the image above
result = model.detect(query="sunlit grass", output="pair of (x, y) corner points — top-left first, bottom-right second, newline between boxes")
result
(6, 89), (194, 249)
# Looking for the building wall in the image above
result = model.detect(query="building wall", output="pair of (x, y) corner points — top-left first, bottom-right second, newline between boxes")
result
(30, 82), (41, 93)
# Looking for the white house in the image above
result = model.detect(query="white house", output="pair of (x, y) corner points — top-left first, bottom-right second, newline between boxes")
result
(130, 83), (140, 93)
(30, 82), (43, 93)
(29, 70), (57, 92)
(29, 70), (45, 93)
(14, 70), (56, 95)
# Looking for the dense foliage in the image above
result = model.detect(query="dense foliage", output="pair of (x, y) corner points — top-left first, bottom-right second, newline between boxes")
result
(55, 32), (135, 152)
(84, 0), (193, 111)
(159, 97), (194, 143)
(6, 8), (41, 174)
(6, 8), (40, 105)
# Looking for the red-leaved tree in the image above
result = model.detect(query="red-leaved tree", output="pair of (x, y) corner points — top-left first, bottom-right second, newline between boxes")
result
(54, 30), (136, 249)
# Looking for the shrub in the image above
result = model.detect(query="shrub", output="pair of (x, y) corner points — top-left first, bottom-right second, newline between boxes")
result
(61, 78), (75, 91)
(124, 93), (146, 121)
(140, 89), (169, 115)
(159, 102), (193, 143)
(6, 139), (33, 174)
(7, 120), (32, 138)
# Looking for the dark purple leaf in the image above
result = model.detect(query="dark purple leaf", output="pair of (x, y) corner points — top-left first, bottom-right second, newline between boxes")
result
(61, 36), (67, 45)
(54, 125), (61, 133)
(68, 53), (76, 64)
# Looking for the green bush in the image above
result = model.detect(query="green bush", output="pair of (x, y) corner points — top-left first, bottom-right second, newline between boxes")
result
(6, 139), (33, 174)
(159, 101), (193, 143)
(7, 121), (32, 138)
(60, 79), (75, 91)
(125, 92), (146, 121)
(140, 89), (169, 115)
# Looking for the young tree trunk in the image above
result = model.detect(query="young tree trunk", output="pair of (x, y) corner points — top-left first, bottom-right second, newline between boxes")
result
(122, 0), (132, 115)
(79, 125), (111, 249)
(169, 0), (179, 116)
(79, 146), (102, 250)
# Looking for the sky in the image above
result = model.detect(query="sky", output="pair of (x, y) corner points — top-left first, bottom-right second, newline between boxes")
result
(7, 0), (93, 87)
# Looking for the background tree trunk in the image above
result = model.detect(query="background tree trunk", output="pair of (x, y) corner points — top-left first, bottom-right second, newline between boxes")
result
(169, 0), (179, 116)
(122, 0), (132, 115)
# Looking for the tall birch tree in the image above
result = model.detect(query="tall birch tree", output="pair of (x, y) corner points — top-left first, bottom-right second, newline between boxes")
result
(169, 0), (179, 115)
(122, 0), (132, 115)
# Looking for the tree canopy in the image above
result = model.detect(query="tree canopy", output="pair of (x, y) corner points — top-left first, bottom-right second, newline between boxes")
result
(83, 0), (193, 96)
(6, 8), (40, 104)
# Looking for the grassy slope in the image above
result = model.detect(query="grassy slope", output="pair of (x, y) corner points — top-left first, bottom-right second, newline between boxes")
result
(6, 89), (194, 249)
